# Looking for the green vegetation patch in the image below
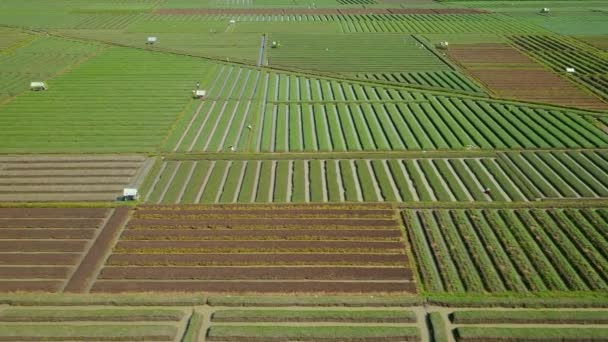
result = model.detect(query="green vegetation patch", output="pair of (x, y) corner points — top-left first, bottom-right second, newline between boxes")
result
(0, 308), (185, 322)
(452, 310), (608, 324)
(0, 324), (177, 341)
(212, 309), (417, 322)
(207, 295), (422, 307)
(208, 325), (420, 340)
(429, 312), (449, 342)
(455, 327), (608, 341)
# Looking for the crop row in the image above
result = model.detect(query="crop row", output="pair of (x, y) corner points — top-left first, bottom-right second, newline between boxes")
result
(510, 35), (608, 101)
(0, 47), (209, 153)
(498, 151), (608, 199)
(167, 65), (261, 152)
(357, 71), (483, 94)
(255, 74), (608, 151)
(0, 36), (103, 101)
(267, 33), (450, 73)
(144, 157), (533, 204)
(403, 208), (608, 293)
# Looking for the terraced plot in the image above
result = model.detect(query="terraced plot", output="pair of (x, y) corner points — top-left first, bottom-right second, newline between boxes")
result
(403, 208), (608, 293)
(0, 208), (112, 292)
(447, 43), (607, 110)
(0, 155), (150, 202)
(0, 47), (214, 152)
(93, 204), (417, 294)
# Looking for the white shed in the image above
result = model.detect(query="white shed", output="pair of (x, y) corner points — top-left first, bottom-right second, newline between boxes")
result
(436, 41), (449, 50)
(147, 36), (157, 44)
(229, 19), (236, 24)
(566, 67), (576, 73)
(123, 188), (139, 200)
(30, 82), (47, 91)
(540, 8), (550, 13)
(192, 89), (207, 99)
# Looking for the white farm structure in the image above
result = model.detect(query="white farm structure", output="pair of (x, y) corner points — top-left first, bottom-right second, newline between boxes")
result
(192, 89), (207, 99)
(30, 82), (47, 91)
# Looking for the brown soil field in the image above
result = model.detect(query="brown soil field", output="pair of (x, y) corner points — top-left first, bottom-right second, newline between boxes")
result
(128, 217), (397, 228)
(0, 280), (63, 292)
(0, 155), (149, 202)
(64, 208), (130, 293)
(115, 240), (405, 252)
(120, 229), (401, 240)
(0, 266), (71, 279)
(0, 228), (96, 239)
(155, 8), (486, 15)
(0, 240), (88, 252)
(99, 266), (413, 280)
(0, 208), (108, 218)
(135, 207), (394, 218)
(448, 43), (608, 110)
(107, 253), (407, 266)
(0, 253), (79, 265)
(0, 218), (103, 228)
(91, 280), (417, 293)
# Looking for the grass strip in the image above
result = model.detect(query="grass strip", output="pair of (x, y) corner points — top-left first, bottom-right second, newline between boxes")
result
(211, 309), (416, 323)
(182, 311), (204, 342)
(207, 296), (422, 307)
(455, 327), (608, 340)
(428, 293), (608, 308)
(429, 312), (449, 342)
(452, 310), (608, 324)
(207, 326), (419, 340)
(0, 308), (184, 322)
(0, 324), (176, 341)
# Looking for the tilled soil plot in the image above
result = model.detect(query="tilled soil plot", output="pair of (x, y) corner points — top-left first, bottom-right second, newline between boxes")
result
(0, 208), (113, 293)
(0, 155), (150, 202)
(448, 43), (608, 110)
(94, 204), (417, 294)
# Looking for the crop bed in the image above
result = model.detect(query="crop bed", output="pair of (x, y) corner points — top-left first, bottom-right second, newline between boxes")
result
(447, 43), (607, 110)
(0, 208), (112, 292)
(403, 208), (608, 293)
(92, 204), (416, 294)
(356, 71), (484, 94)
(0, 155), (149, 202)
(510, 35), (608, 103)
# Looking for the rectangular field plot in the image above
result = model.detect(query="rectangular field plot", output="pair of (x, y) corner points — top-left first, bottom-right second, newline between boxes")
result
(0, 208), (111, 292)
(403, 208), (608, 293)
(92, 204), (417, 294)
(0, 306), (183, 341)
(357, 71), (484, 94)
(0, 47), (214, 153)
(447, 42), (607, 111)
(0, 36), (103, 102)
(267, 34), (450, 73)
(0, 155), (150, 202)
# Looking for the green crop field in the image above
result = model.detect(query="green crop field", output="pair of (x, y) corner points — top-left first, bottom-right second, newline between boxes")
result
(0, 0), (607, 340)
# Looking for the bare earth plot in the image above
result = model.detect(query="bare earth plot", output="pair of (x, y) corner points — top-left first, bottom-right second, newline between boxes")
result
(92, 204), (417, 294)
(0, 155), (151, 202)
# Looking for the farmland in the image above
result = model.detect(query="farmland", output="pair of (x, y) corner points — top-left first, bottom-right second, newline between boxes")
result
(0, 155), (151, 202)
(0, 0), (607, 339)
(92, 204), (417, 294)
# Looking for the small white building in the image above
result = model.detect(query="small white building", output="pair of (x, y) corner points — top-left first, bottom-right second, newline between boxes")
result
(122, 188), (139, 201)
(540, 8), (550, 13)
(30, 82), (47, 91)
(192, 89), (207, 99)
(566, 67), (576, 73)
(437, 41), (449, 50)
(147, 36), (157, 44)
(229, 19), (236, 24)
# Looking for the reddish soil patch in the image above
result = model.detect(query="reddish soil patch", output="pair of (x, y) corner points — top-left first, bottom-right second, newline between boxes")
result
(64, 207), (130, 293)
(128, 217), (397, 228)
(0, 266), (71, 279)
(91, 280), (416, 293)
(0, 281), (63, 292)
(115, 240), (405, 252)
(0, 228), (96, 240)
(0, 218), (103, 228)
(107, 253), (407, 266)
(0, 208), (108, 218)
(448, 43), (608, 110)
(0, 240), (87, 253)
(0, 253), (79, 266)
(121, 229), (401, 241)
(99, 266), (413, 280)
